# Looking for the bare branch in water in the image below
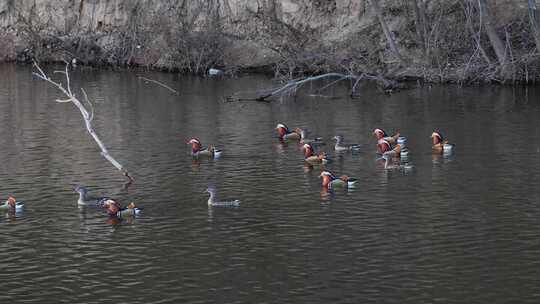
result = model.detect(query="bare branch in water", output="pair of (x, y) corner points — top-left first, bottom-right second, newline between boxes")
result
(138, 76), (179, 95)
(32, 61), (132, 181)
(80, 88), (95, 122)
(236, 73), (396, 102)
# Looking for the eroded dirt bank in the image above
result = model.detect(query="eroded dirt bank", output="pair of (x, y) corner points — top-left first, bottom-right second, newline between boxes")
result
(0, 1), (537, 83)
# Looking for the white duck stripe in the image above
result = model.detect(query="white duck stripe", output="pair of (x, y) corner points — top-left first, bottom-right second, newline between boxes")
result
(276, 123), (288, 130)
(374, 129), (385, 135)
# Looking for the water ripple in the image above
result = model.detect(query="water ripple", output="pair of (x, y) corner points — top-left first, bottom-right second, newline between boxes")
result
(1, 65), (540, 303)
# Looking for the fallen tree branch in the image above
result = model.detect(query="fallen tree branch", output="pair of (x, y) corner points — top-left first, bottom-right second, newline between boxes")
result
(33, 61), (133, 181)
(260, 73), (354, 100)
(137, 76), (179, 95)
(246, 73), (396, 101)
(313, 76), (350, 93)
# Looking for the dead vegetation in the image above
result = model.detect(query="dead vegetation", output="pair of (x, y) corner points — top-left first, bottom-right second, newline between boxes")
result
(6, 0), (540, 84)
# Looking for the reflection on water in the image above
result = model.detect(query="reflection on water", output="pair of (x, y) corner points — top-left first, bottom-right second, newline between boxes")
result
(2, 63), (540, 303)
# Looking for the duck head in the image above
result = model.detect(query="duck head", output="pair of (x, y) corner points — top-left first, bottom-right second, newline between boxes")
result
(333, 135), (344, 144)
(105, 200), (120, 215)
(373, 128), (387, 140)
(275, 123), (289, 139)
(319, 171), (335, 188)
(102, 199), (117, 208)
(127, 202), (136, 209)
(303, 143), (314, 158)
(187, 138), (202, 153)
(103, 199), (122, 211)
(75, 186), (88, 195)
(205, 186), (217, 195)
(7, 196), (16, 207)
(431, 131), (443, 145)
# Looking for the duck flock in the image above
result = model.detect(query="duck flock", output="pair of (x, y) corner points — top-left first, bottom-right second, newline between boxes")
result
(186, 123), (455, 206)
(0, 122), (454, 220)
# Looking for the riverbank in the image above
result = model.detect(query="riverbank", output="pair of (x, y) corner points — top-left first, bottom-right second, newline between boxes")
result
(1, 0), (539, 84)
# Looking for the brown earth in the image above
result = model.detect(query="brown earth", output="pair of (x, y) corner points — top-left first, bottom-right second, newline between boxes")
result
(0, 0), (537, 84)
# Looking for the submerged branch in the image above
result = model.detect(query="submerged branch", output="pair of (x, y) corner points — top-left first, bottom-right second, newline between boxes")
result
(137, 76), (179, 95)
(229, 72), (397, 102)
(260, 73), (355, 100)
(33, 61), (132, 180)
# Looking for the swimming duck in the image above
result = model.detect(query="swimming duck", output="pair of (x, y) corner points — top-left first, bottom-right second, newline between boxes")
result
(105, 200), (141, 218)
(303, 143), (330, 164)
(75, 186), (110, 207)
(276, 123), (301, 141)
(319, 171), (357, 189)
(186, 138), (222, 158)
(373, 128), (400, 144)
(333, 135), (361, 152)
(205, 186), (240, 207)
(0, 196), (24, 212)
(381, 154), (415, 171)
(431, 131), (454, 154)
(300, 129), (324, 145)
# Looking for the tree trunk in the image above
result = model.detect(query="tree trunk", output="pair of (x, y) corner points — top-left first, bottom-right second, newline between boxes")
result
(461, 0), (492, 64)
(528, 0), (540, 53)
(369, 0), (406, 65)
(476, 0), (508, 67)
(411, 0), (428, 55)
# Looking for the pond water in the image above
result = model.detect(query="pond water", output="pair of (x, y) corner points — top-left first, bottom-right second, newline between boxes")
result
(2, 63), (540, 303)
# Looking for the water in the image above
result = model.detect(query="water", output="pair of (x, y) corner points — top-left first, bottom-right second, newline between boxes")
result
(1, 63), (540, 303)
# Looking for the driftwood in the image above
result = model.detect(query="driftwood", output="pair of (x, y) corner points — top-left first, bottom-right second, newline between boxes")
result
(137, 76), (179, 95)
(33, 61), (133, 181)
(230, 73), (398, 102)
